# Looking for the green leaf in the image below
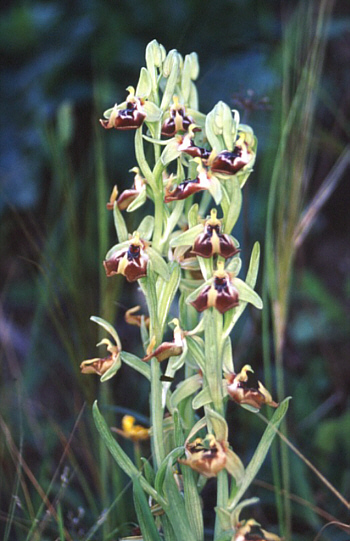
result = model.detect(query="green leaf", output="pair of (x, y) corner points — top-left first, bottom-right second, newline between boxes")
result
(228, 397), (292, 511)
(157, 262), (181, 336)
(113, 203), (129, 242)
(141, 458), (156, 486)
(169, 224), (204, 248)
(162, 459), (197, 541)
(192, 387), (212, 410)
(205, 109), (223, 152)
(92, 401), (161, 503)
(120, 351), (151, 380)
(214, 507), (232, 532)
(225, 256), (242, 275)
(171, 375), (202, 409)
(208, 174), (223, 205)
(147, 247), (170, 281)
(221, 178), (242, 235)
(136, 67), (152, 99)
(139, 270), (159, 340)
(155, 447), (184, 497)
(185, 335), (206, 373)
(223, 242), (261, 338)
(133, 476), (162, 541)
(234, 278), (263, 309)
(90, 316), (121, 350)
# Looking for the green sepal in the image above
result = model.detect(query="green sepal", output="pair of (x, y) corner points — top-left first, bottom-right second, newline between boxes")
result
(161, 51), (180, 111)
(225, 448), (245, 486)
(229, 497), (260, 527)
(100, 353), (122, 382)
(228, 397), (292, 511)
(208, 174), (223, 205)
(181, 53), (192, 103)
(137, 215), (155, 240)
(120, 351), (151, 380)
(169, 223), (204, 248)
(133, 475), (162, 541)
(225, 256), (242, 275)
(161, 139), (181, 166)
(192, 387), (212, 410)
(126, 187), (147, 213)
(197, 255), (213, 281)
(222, 336), (234, 373)
(221, 178), (242, 235)
(206, 408), (228, 441)
(234, 277), (263, 309)
(171, 374), (202, 410)
(113, 202), (129, 242)
(92, 401), (162, 504)
(185, 277), (212, 306)
(90, 315), (122, 350)
(179, 277), (204, 293)
(104, 239), (130, 260)
(147, 247), (170, 281)
(188, 203), (199, 228)
(143, 100), (162, 123)
(205, 108), (223, 152)
(136, 67), (152, 99)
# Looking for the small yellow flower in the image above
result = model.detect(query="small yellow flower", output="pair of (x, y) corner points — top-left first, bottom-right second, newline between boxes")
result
(112, 415), (150, 442)
(234, 519), (282, 541)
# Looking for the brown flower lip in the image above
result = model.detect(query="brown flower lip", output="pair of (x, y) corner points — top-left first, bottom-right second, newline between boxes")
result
(80, 338), (120, 376)
(226, 365), (279, 410)
(191, 265), (239, 314)
(211, 146), (251, 175)
(142, 321), (184, 362)
(164, 177), (205, 202)
(192, 209), (240, 259)
(100, 101), (146, 130)
(178, 436), (228, 478)
(104, 234), (149, 282)
(161, 98), (193, 137)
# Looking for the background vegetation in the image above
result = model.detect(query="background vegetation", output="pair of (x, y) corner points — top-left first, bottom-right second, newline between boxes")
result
(1, 1), (349, 540)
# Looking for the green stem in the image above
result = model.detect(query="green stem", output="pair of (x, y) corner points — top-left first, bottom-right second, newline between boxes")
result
(150, 359), (166, 470)
(215, 471), (229, 540)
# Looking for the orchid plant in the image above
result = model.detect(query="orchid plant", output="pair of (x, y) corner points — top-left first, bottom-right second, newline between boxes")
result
(82, 40), (290, 541)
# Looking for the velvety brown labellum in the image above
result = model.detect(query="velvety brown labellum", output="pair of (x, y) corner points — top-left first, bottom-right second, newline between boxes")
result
(100, 102), (146, 130)
(164, 178), (205, 202)
(211, 147), (250, 175)
(192, 224), (239, 259)
(104, 242), (148, 282)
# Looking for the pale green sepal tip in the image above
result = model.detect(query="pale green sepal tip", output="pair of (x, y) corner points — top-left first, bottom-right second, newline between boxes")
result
(126, 188), (147, 213)
(137, 215), (154, 240)
(135, 67), (152, 98)
(143, 100), (162, 122)
(100, 355), (122, 382)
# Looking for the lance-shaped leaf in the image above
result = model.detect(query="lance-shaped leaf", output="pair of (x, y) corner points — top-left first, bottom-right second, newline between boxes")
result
(223, 242), (261, 339)
(171, 374), (202, 410)
(133, 475), (162, 541)
(126, 187), (147, 213)
(185, 335), (206, 373)
(92, 401), (162, 504)
(90, 316), (122, 350)
(234, 278), (263, 309)
(228, 397), (291, 511)
(121, 351), (151, 380)
(206, 408), (228, 441)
